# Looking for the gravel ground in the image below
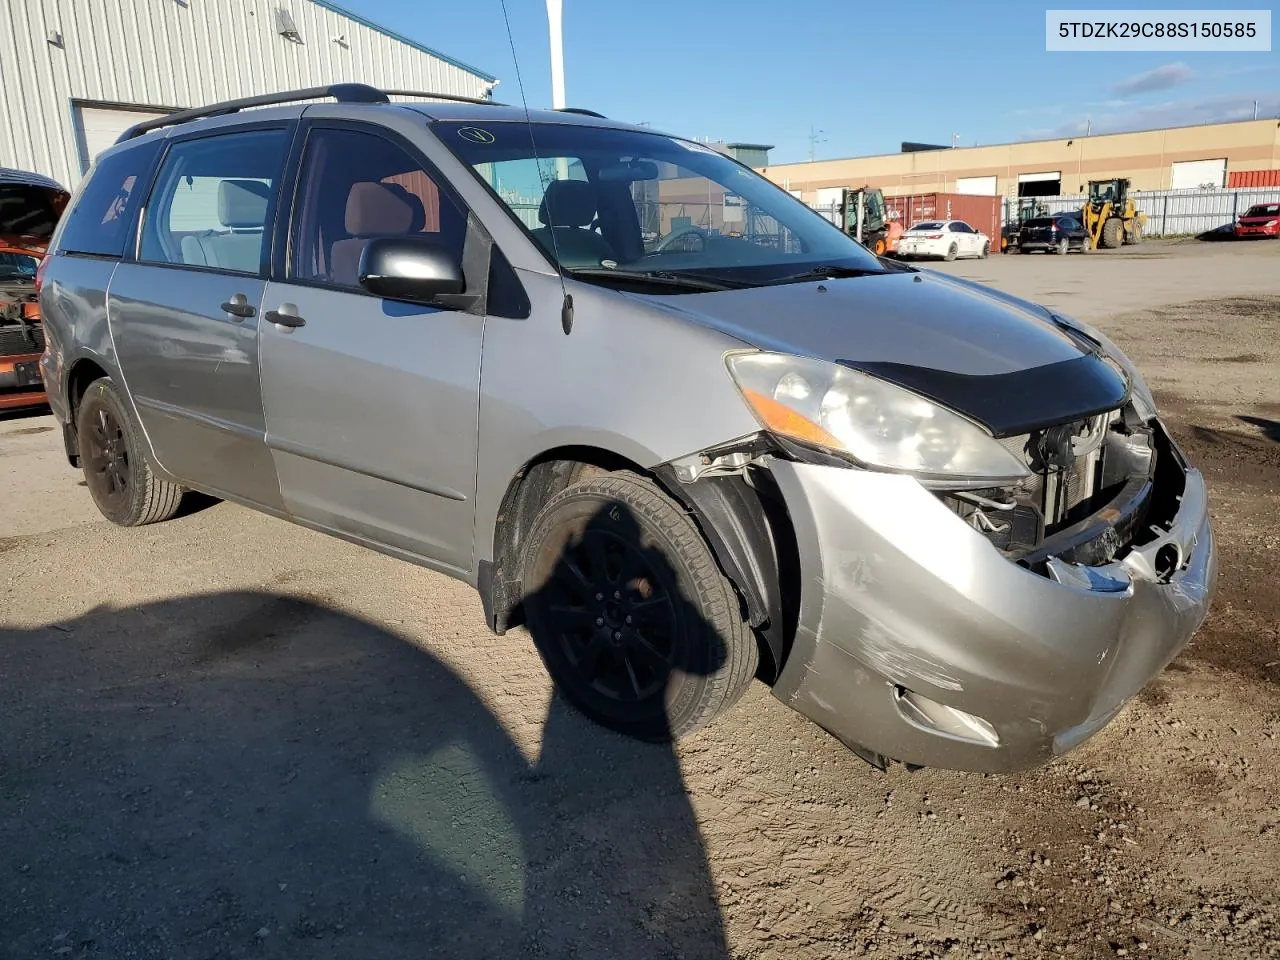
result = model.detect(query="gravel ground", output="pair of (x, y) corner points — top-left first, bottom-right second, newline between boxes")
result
(2, 239), (1278, 959)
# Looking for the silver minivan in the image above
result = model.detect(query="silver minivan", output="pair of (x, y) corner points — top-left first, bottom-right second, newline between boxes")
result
(38, 85), (1216, 772)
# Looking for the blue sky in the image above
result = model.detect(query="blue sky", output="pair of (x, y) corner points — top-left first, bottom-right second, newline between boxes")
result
(351, 0), (1278, 163)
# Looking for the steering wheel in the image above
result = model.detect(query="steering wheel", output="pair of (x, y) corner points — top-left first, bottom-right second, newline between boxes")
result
(653, 225), (710, 254)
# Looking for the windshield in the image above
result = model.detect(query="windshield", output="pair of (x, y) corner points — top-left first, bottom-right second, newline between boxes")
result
(436, 120), (883, 287)
(907, 222), (943, 232)
(0, 251), (39, 279)
(1244, 204), (1279, 218)
(1025, 218), (1056, 228)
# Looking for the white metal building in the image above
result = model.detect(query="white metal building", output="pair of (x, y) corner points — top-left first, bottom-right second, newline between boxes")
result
(1, 0), (497, 188)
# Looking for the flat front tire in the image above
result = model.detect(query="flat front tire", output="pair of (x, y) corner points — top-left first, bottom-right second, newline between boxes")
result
(518, 472), (758, 742)
(76, 377), (184, 527)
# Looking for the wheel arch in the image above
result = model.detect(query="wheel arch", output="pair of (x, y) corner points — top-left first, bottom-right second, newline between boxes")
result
(479, 441), (800, 684)
(60, 354), (112, 466)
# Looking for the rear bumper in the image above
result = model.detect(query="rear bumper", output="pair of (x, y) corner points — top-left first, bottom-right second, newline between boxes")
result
(767, 434), (1216, 773)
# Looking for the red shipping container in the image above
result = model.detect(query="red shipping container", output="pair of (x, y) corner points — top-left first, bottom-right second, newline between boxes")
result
(1227, 170), (1280, 188)
(884, 193), (1004, 254)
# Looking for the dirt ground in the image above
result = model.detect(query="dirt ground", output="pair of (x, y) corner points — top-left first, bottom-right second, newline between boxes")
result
(2, 239), (1277, 960)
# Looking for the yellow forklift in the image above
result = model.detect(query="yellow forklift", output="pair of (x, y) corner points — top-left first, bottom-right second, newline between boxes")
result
(1082, 178), (1147, 249)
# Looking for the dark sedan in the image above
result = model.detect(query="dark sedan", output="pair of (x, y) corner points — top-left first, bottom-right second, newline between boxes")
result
(1017, 215), (1090, 254)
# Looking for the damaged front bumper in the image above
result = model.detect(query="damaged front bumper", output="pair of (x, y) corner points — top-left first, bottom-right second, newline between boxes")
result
(767, 424), (1216, 773)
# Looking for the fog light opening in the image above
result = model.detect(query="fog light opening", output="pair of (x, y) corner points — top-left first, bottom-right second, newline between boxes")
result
(1154, 542), (1182, 582)
(893, 687), (1000, 748)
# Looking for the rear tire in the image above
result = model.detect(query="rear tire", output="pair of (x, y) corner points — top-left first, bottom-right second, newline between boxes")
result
(1100, 218), (1124, 249)
(944, 243), (958, 261)
(517, 472), (758, 742)
(1124, 221), (1144, 245)
(76, 377), (184, 527)
(1053, 237), (1068, 255)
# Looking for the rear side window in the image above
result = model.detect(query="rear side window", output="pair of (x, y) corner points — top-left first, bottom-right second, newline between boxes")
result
(56, 140), (162, 257)
(139, 128), (290, 276)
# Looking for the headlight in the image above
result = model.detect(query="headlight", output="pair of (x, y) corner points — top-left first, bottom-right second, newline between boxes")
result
(726, 352), (1030, 481)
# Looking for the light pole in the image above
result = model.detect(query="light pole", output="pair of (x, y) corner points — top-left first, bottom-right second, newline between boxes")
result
(546, 0), (569, 181)
(547, 0), (566, 110)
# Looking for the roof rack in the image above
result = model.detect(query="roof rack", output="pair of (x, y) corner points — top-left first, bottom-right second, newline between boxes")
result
(557, 107), (607, 119)
(382, 89), (506, 107)
(116, 83), (389, 143)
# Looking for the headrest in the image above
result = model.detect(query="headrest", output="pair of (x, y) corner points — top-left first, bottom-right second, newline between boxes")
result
(345, 181), (418, 236)
(538, 179), (597, 228)
(217, 179), (271, 229)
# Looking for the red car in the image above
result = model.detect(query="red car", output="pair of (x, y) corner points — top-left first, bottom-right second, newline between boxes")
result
(1234, 202), (1280, 239)
(1, 167), (68, 411)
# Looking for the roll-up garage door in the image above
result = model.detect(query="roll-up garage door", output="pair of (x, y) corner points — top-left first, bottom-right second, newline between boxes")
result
(955, 175), (997, 195)
(1016, 171), (1061, 197)
(72, 104), (171, 172)
(1170, 159), (1226, 190)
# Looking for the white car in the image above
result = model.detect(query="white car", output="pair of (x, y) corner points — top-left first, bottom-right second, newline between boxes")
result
(896, 220), (990, 261)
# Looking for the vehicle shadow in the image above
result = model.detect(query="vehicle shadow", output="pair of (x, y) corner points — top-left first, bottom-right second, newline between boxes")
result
(1237, 415), (1280, 443)
(0, 508), (731, 958)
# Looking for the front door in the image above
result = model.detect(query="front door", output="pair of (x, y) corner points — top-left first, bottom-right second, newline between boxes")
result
(259, 124), (484, 573)
(110, 125), (292, 507)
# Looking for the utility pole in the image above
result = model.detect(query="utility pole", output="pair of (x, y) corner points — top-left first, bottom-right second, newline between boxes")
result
(951, 132), (960, 148)
(1254, 99), (1260, 121)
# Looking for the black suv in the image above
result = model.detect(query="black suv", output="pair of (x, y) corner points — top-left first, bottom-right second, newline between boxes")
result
(1018, 215), (1090, 254)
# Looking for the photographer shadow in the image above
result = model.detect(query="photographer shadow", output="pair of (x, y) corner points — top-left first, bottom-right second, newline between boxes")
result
(0, 502), (732, 958)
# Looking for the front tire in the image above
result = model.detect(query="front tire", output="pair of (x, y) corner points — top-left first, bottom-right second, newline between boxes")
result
(518, 473), (758, 742)
(980, 241), (990, 259)
(1101, 218), (1124, 249)
(76, 377), (184, 527)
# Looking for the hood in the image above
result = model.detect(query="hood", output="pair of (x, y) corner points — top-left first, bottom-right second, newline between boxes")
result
(651, 269), (1086, 375)
(0, 167), (70, 250)
(643, 268), (1130, 437)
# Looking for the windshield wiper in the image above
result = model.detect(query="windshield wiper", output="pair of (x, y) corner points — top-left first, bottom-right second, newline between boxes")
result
(767, 265), (888, 285)
(566, 268), (743, 293)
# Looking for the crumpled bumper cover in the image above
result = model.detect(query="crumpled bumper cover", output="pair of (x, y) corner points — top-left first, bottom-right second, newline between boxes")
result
(767, 444), (1216, 773)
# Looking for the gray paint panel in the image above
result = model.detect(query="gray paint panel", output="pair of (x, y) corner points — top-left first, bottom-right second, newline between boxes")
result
(642, 269), (1088, 376)
(259, 281), (482, 572)
(766, 458), (1215, 771)
(39, 255), (120, 420)
(472, 270), (762, 566)
(108, 263), (282, 509)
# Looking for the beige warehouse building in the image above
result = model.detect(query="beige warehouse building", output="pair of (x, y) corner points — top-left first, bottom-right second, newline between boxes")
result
(759, 118), (1280, 203)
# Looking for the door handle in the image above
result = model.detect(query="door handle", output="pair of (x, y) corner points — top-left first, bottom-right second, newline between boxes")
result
(265, 304), (305, 329)
(220, 293), (257, 319)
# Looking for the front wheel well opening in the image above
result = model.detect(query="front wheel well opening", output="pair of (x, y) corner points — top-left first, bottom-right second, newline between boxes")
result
(484, 447), (645, 635)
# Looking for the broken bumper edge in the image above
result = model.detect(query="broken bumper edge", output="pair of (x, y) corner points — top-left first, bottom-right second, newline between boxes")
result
(767, 454), (1216, 774)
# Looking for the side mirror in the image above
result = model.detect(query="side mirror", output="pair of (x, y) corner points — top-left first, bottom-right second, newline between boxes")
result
(358, 236), (465, 304)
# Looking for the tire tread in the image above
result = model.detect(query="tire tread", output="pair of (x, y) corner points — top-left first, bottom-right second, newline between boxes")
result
(524, 471), (758, 740)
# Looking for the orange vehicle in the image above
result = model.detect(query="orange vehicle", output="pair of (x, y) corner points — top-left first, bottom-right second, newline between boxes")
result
(839, 186), (903, 256)
(1, 168), (68, 411)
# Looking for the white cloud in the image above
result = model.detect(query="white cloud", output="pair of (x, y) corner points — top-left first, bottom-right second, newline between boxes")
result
(1111, 62), (1194, 95)
(1025, 92), (1280, 139)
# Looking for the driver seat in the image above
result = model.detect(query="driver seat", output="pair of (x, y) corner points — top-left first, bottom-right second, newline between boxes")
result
(530, 180), (615, 268)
